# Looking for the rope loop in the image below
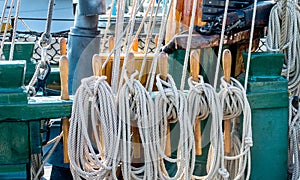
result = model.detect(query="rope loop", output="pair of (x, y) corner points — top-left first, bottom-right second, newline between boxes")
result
(156, 74), (179, 122)
(244, 137), (253, 147)
(39, 32), (52, 48)
(218, 168), (230, 179)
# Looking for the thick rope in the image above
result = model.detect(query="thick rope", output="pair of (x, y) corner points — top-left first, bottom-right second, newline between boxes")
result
(180, 0), (198, 91)
(100, 0), (115, 53)
(111, 0), (126, 93)
(213, 0), (230, 89)
(155, 74), (195, 180)
(138, 0), (160, 81)
(244, 0), (258, 91)
(147, 1), (172, 92)
(266, 1), (300, 93)
(33, 132), (62, 180)
(68, 76), (121, 179)
(9, 0), (21, 61)
(118, 71), (158, 179)
(288, 98), (300, 180)
(218, 77), (252, 180)
(187, 76), (227, 180)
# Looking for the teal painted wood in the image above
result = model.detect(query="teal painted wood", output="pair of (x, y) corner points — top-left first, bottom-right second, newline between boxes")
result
(0, 164), (27, 180)
(244, 53), (288, 180)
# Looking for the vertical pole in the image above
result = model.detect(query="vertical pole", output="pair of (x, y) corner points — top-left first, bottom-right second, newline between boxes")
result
(222, 49), (232, 154)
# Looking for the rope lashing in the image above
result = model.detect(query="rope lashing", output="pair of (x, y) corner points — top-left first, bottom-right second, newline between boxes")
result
(155, 73), (195, 180)
(39, 0), (55, 47)
(68, 76), (121, 179)
(187, 75), (225, 180)
(218, 77), (252, 180)
(118, 61), (158, 179)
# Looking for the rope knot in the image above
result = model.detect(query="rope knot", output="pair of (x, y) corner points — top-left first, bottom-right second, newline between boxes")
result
(244, 137), (253, 147)
(218, 168), (230, 179)
(81, 76), (97, 96)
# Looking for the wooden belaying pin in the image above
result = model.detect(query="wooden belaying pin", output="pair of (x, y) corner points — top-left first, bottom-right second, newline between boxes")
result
(132, 37), (139, 52)
(190, 49), (202, 156)
(60, 38), (67, 56)
(92, 54), (105, 156)
(223, 49), (232, 154)
(92, 54), (102, 77)
(108, 36), (114, 52)
(127, 52), (141, 161)
(59, 38), (70, 163)
(158, 52), (172, 157)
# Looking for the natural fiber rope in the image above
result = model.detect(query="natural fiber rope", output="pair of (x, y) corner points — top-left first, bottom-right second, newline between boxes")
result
(266, 0), (300, 93)
(213, 0), (230, 89)
(218, 77), (252, 180)
(244, 0), (258, 91)
(180, 0), (198, 91)
(138, 0), (160, 81)
(147, 0), (173, 92)
(68, 76), (121, 179)
(288, 98), (300, 180)
(100, 0), (115, 53)
(33, 132), (62, 180)
(9, 0), (21, 61)
(111, 0), (126, 93)
(118, 70), (158, 179)
(155, 74), (195, 180)
(187, 76), (226, 180)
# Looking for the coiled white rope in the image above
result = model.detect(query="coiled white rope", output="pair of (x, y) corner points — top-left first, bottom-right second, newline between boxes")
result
(218, 77), (252, 180)
(288, 98), (300, 180)
(265, 0), (300, 93)
(68, 76), (121, 179)
(118, 70), (158, 180)
(187, 76), (227, 180)
(155, 74), (195, 180)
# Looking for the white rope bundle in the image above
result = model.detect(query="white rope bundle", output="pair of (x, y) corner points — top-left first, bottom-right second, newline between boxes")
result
(265, 0), (300, 93)
(288, 98), (300, 180)
(155, 74), (195, 180)
(118, 70), (158, 180)
(187, 76), (227, 180)
(218, 77), (252, 180)
(68, 76), (120, 180)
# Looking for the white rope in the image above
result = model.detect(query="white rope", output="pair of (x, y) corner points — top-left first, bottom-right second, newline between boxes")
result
(68, 76), (121, 179)
(9, 0), (21, 61)
(213, 0), (230, 89)
(118, 70), (158, 179)
(146, 1), (172, 92)
(138, 0), (156, 81)
(244, 0), (258, 91)
(288, 98), (300, 180)
(100, 0), (115, 53)
(0, 0), (9, 38)
(111, 0), (126, 93)
(0, 0), (15, 58)
(187, 76), (227, 180)
(155, 74), (195, 180)
(265, 0), (300, 93)
(180, 0), (198, 91)
(33, 132), (62, 180)
(218, 77), (252, 180)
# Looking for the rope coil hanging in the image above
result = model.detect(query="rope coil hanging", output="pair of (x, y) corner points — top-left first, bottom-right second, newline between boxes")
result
(266, 0), (300, 93)
(218, 77), (252, 180)
(68, 76), (121, 179)
(155, 73), (195, 180)
(118, 53), (158, 179)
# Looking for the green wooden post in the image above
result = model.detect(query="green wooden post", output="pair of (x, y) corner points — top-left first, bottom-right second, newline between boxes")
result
(243, 52), (288, 180)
